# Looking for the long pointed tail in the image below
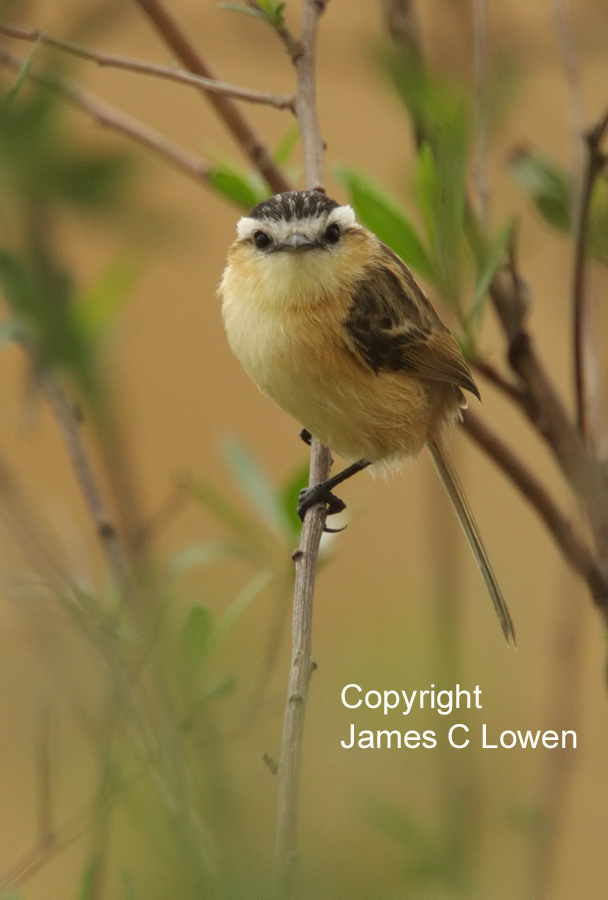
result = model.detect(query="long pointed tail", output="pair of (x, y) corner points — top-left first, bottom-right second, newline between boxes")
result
(428, 437), (516, 647)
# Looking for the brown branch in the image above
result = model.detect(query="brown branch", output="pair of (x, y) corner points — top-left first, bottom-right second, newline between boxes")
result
(472, 358), (525, 405)
(462, 409), (608, 622)
(0, 22), (296, 111)
(133, 0), (292, 193)
(37, 370), (139, 611)
(490, 258), (608, 555)
(572, 106), (608, 442)
(273, 2), (331, 896)
(0, 46), (213, 185)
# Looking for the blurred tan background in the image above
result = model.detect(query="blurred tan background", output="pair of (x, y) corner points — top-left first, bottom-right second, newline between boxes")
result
(1, 0), (608, 897)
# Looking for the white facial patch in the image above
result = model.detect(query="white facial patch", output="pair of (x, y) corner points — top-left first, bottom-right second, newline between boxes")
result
(236, 203), (358, 244)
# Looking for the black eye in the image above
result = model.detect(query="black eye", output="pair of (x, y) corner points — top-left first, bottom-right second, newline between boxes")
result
(254, 230), (271, 249)
(324, 223), (341, 244)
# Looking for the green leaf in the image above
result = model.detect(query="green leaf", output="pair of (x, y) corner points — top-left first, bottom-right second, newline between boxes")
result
(0, 248), (34, 316)
(168, 540), (252, 581)
(414, 142), (440, 252)
(206, 674), (238, 701)
(510, 149), (571, 232)
(334, 165), (436, 281)
(0, 247), (97, 396)
(220, 1), (285, 27)
(179, 472), (273, 559)
(0, 318), (24, 346)
(0, 37), (40, 115)
(77, 255), (139, 340)
(219, 4), (268, 21)
(221, 437), (291, 537)
(589, 176), (608, 266)
(273, 122), (300, 166)
(180, 604), (213, 671)
(209, 568), (273, 650)
(208, 164), (266, 209)
(50, 150), (134, 211)
(279, 461), (310, 537)
(257, 0), (286, 27)
(78, 856), (103, 900)
(469, 216), (516, 326)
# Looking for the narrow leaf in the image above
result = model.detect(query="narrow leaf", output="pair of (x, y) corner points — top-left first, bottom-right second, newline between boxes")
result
(208, 165), (265, 209)
(77, 255), (138, 339)
(0, 37), (40, 115)
(470, 217), (516, 325)
(209, 568), (273, 650)
(219, 4), (267, 20)
(221, 437), (291, 536)
(510, 149), (571, 232)
(273, 123), (300, 167)
(180, 604), (214, 671)
(334, 165), (435, 281)
(179, 472), (273, 558)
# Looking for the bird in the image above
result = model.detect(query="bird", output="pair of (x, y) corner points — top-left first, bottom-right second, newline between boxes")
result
(219, 189), (515, 645)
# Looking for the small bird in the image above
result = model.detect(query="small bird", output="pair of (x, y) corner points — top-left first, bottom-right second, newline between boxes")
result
(219, 190), (515, 645)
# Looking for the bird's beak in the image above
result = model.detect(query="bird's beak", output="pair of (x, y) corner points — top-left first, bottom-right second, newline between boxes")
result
(277, 232), (317, 252)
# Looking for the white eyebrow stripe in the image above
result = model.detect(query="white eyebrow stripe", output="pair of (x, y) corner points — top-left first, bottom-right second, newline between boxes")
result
(236, 204), (358, 241)
(236, 216), (259, 240)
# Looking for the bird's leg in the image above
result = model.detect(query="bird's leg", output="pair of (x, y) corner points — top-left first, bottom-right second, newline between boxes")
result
(298, 459), (371, 524)
(299, 428), (312, 446)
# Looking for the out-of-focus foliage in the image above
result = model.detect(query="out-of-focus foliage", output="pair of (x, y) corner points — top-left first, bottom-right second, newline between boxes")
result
(0, 75), (137, 399)
(511, 147), (608, 266)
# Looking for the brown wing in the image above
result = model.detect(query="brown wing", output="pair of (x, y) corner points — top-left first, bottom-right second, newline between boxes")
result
(343, 245), (479, 400)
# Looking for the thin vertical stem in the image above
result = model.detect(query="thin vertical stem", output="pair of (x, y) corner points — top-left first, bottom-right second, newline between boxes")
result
(273, 1), (331, 894)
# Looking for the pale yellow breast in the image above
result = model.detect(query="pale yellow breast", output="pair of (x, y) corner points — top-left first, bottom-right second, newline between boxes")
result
(219, 251), (454, 464)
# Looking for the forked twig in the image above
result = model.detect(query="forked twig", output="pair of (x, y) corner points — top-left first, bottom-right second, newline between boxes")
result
(0, 23), (296, 111)
(133, 0), (292, 194)
(571, 107), (608, 443)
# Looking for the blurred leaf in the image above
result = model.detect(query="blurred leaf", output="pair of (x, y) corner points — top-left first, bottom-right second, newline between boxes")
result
(168, 539), (254, 581)
(220, 0), (285, 27)
(208, 164), (266, 209)
(279, 460), (310, 537)
(273, 122), (300, 166)
(431, 103), (469, 305)
(180, 604), (213, 671)
(180, 471), (274, 559)
(0, 318), (25, 346)
(50, 150), (134, 211)
(0, 248), (35, 315)
(0, 246), (98, 396)
(413, 142), (439, 252)
(383, 48), (465, 149)
(219, 3), (268, 20)
(0, 82), (133, 215)
(221, 437), (292, 537)
(366, 799), (434, 853)
(206, 674), (238, 701)
(511, 148), (608, 266)
(77, 255), (139, 340)
(588, 175), (608, 266)
(334, 165), (435, 281)
(365, 800), (458, 886)
(209, 568), (273, 651)
(469, 216), (516, 327)
(78, 855), (103, 900)
(0, 38), (40, 114)
(510, 149), (571, 232)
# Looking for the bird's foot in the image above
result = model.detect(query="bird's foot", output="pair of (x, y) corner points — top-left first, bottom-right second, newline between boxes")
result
(298, 483), (347, 533)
